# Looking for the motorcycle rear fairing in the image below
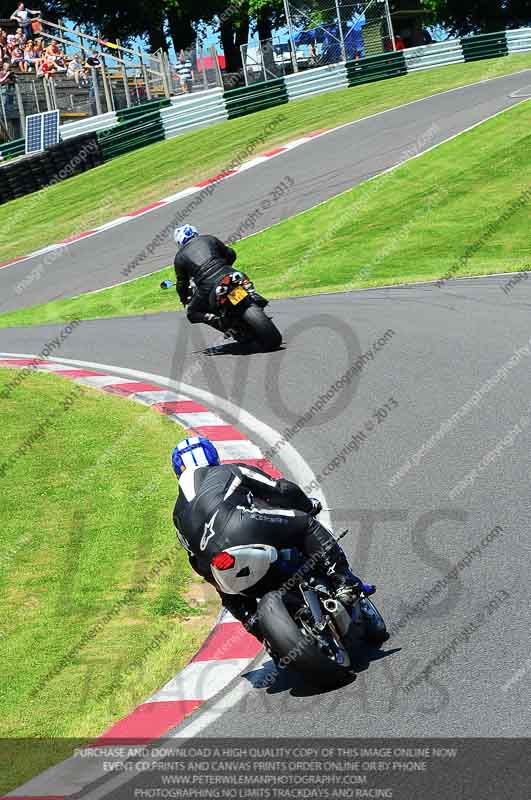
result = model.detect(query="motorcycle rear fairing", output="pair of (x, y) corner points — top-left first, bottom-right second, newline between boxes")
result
(211, 544), (278, 594)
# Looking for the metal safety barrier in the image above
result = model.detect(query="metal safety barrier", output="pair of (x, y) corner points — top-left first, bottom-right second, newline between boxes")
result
(161, 89), (228, 140)
(404, 39), (464, 73)
(224, 78), (288, 120)
(346, 51), (407, 88)
(461, 31), (509, 62)
(284, 63), (348, 100)
(506, 27), (531, 55)
(97, 103), (167, 161)
(60, 112), (119, 141)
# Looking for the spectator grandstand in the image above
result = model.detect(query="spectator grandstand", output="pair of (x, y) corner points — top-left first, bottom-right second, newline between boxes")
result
(0, 13), (224, 141)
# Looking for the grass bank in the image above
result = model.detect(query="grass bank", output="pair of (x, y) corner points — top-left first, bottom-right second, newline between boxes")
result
(2, 98), (529, 329)
(0, 370), (217, 792)
(1, 53), (531, 265)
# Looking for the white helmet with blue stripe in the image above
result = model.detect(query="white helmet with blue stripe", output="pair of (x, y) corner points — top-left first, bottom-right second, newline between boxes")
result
(174, 224), (199, 249)
(172, 437), (220, 476)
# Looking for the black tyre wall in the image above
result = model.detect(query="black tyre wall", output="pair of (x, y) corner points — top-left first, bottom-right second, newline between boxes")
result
(0, 132), (103, 207)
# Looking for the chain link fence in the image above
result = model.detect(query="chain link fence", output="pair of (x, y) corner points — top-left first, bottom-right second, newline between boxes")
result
(280, 0), (395, 72)
(153, 44), (224, 97)
(240, 38), (290, 85)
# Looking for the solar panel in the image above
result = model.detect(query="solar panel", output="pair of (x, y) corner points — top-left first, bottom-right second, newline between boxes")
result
(25, 111), (60, 155)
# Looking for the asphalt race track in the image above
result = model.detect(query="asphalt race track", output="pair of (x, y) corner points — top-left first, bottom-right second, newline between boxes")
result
(1, 69), (530, 792)
(3, 276), (530, 744)
(1, 70), (530, 312)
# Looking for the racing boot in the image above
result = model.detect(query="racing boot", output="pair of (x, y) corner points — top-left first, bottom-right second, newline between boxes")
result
(304, 520), (376, 606)
(204, 313), (225, 333)
(329, 568), (376, 606)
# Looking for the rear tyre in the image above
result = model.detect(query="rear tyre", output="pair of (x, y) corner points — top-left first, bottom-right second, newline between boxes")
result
(257, 592), (353, 688)
(242, 305), (282, 350)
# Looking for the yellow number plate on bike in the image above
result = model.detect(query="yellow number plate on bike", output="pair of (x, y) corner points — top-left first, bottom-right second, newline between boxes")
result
(228, 286), (248, 305)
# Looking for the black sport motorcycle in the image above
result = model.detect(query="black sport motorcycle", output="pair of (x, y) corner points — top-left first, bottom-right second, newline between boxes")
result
(257, 575), (388, 686)
(211, 535), (389, 687)
(162, 271), (282, 350)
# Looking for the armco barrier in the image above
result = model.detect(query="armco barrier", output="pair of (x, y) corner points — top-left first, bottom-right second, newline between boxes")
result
(0, 137), (25, 162)
(161, 88), (228, 140)
(346, 50), (407, 87)
(506, 27), (531, 54)
(60, 111), (119, 141)
(97, 107), (166, 161)
(404, 39), (464, 73)
(462, 31), (509, 62)
(0, 132), (102, 205)
(224, 77), (288, 120)
(115, 97), (171, 123)
(285, 63), (348, 100)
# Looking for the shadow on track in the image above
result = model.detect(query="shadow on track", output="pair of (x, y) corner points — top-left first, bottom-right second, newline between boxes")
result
(245, 647), (401, 698)
(201, 341), (286, 357)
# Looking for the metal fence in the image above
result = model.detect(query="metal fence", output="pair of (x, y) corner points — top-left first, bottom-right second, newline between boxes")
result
(283, 0), (395, 71)
(240, 38), (290, 85)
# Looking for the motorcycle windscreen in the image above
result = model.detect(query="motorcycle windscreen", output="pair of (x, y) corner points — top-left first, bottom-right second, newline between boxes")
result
(211, 545), (278, 595)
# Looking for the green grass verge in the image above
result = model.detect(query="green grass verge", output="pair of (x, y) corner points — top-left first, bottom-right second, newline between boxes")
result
(1, 53), (531, 266)
(3, 97), (530, 330)
(0, 370), (217, 792)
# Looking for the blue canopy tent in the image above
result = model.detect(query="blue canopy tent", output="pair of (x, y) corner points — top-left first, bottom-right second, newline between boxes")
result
(294, 13), (367, 62)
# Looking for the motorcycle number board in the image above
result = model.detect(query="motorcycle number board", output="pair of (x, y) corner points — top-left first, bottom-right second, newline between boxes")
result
(228, 286), (248, 305)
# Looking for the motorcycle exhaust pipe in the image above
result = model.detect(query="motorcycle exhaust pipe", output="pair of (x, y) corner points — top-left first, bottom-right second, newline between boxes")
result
(323, 598), (353, 637)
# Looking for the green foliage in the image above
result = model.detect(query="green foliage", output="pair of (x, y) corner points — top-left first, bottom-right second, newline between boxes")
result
(420, 0), (531, 35)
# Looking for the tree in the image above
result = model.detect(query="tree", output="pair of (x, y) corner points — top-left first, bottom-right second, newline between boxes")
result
(217, 0), (250, 72)
(248, 0), (285, 76)
(420, 0), (531, 35)
(56, 0), (173, 50)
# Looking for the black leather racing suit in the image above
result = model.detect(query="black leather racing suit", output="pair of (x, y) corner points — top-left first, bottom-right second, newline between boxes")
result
(174, 235), (237, 325)
(172, 462), (355, 636)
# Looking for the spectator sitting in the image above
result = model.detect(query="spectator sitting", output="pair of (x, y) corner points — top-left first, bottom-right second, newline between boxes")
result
(54, 48), (67, 72)
(10, 3), (40, 41)
(67, 53), (85, 85)
(45, 38), (61, 58)
(15, 27), (27, 46)
(10, 45), (27, 72)
(31, 37), (43, 68)
(176, 49), (193, 93)
(40, 53), (59, 79)
(24, 40), (38, 71)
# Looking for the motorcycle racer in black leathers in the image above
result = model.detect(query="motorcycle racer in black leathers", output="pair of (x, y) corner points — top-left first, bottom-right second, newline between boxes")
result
(171, 436), (376, 641)
(174, 225), (237, 330)
(173, 224), (268, 334)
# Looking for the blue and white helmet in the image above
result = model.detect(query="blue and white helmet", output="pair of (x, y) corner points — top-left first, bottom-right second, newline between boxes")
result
(172, 437), (220, 476)
(174, 224), (199, 249)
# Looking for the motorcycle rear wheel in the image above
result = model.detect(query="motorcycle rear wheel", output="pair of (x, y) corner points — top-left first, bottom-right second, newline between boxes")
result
(257, 591), (353, 688)
(241, 305), (282, 350)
